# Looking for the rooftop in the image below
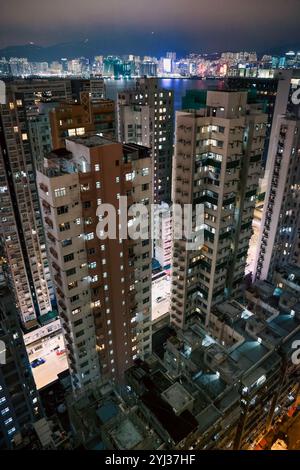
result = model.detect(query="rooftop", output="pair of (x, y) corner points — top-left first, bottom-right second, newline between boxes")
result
(161, 382), (194, 415)
(109, 418), (143, 450)
(66, 134), (115, 148)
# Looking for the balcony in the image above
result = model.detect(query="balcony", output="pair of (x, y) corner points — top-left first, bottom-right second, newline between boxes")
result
(44, 216), (54, 229)
(49, 247), (58, 259)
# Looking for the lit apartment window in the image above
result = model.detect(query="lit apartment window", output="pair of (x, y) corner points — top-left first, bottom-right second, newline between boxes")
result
(94, 300), (101, 307)
(85, 232), (94, 240)
(54, 187), (66, 197)
(76, 127), (85, 135)
(88, 261), (97, 269)
(59, 222), (70, 232)
(96, 181), (101, 189)
(95, 164), (100, 171)
(116, 176), (120, 183)
(72, 307), (81, 315)
(97, 198), (102, 205)
(125, 172), (135, 181)
(68, 129), (76, 137)
(13, 126), (18, 133)
(141, 167), (149, 176)
(16, 99), (22, 106)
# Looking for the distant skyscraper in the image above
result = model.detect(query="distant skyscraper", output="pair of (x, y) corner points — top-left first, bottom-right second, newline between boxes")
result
(118, 78), (174, 204)
(170, 91), (267, 328)
(0, 285), (43, 449)
(37, 136), (152, 389)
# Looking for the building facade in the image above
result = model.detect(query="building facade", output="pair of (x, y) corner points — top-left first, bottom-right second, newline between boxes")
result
(118, 78), (174, 204)
(170, 90), (267, 328)
(0, 286), (43, 449)
(37, 136), (152, 389)
(0, 84), (53, 328)
(254, 70), (300, 281)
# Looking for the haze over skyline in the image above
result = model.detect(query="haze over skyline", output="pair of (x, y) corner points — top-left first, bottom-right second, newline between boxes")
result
(1, 0), (300, 56)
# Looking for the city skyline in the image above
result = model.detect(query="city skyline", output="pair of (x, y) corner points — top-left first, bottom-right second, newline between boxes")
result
(1, 0), (300, 453)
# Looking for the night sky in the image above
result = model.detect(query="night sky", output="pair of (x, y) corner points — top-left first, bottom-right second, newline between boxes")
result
(1, 0), (300, 55)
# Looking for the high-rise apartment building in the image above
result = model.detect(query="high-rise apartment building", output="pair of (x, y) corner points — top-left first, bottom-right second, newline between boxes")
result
(49, 94), (116, 149)
(118, 78), (174, 204)
(70, 78), (106, 103)
(37, 136), (152, 389)
(254, 70), (300, 280)
(0, 85), (53, 328)
(0, 79), (109, 329)
(6, 78), (73, 106)
(170, 91), (267, 328)
(0, 286), (43, 449)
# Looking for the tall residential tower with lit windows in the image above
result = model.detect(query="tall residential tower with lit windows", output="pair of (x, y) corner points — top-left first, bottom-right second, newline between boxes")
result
(170, 90), (267, 328)
(37, 135), (152, 389)
(118, 78), (174, 204)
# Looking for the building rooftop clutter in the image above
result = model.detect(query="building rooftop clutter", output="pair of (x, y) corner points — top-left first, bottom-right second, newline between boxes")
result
(109, 418), (143, 449)
(122, 142), (151, 162)
(275, 264), (300, 291)
(66, 381), (162, 450)
(39, 135), (152, 179)
(161, 382), (194, 416)
(66, 134), (115, 148)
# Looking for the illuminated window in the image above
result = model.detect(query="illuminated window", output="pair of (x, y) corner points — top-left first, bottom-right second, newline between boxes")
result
(76, 127), (85, 135)
(54, 187), (66, 197)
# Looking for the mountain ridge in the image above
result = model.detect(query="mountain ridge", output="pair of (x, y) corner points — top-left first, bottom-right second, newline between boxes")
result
(1, 41), (299, 61)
